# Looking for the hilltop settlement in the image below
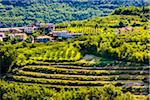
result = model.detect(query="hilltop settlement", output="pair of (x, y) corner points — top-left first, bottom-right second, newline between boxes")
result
(0, 23), (82, 43)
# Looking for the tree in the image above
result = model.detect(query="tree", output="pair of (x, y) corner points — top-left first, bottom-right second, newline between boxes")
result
(0, 45), (18, 75)
(15, 54), (27, 66)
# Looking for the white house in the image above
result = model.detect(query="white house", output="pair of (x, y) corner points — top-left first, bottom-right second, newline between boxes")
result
(36, 35), (52, 42)
(0, 28), (10, 32)
(23, 26), (39, 34)
(50, 31), (82, 39)
(50, 31), (71, 38)
(14, 33), (28, 41)
(36, 23), (55, 30)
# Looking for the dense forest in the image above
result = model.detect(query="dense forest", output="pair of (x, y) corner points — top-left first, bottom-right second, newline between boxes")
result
(0, 0), (149, 27)
(1, 0), (149, 6)
(57, 6), (149, 27)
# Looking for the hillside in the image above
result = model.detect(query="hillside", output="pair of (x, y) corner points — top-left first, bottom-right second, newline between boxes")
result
(55, 6), (149, 64)
(0, 0), (149, 27)
(0, 6), (149, 100)
(1, 0), (149, 6)
(1, 14), (149, 99)
(57, 6), (149, 27)
(1, 32), (149, 99)
(1, 40), (149, 99)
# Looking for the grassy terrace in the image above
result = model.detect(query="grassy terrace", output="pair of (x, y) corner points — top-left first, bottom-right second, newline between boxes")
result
(8, 64), (148, 94)
(7, 75), (148, 95)
(28, 65), (150, 70)
(20, 66), (149, 75)
(9, 75), (147, 87)
(14, 70), (147, 81)
(32, 61), (149, 67)
(5, 62), (150, 96)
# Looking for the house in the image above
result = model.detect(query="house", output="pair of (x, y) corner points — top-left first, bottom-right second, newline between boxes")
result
(14, 33), (28, 41)
(9, 28), (23, 33)
(0, 23), (56, 42)
(53, 31), (71, 38)
(49, 30), (82, 40)
(0, 28), (10, 32)
(0, 28), (28, 41)
(36, 23), (55, 30)
(115, 27), (134, 34)
(49, 31), (82, 41)
(50, 31), (72, 39)
(70, 33), (82, 37)
(0, 28), (23, 33)
(120, 27), (134, 32)
(23, 26), (39, 34)
(36, 36), (52, 42)
(22, 23), (55, 34)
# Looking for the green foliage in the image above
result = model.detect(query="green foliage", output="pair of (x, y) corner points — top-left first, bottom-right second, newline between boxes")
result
(57, 14), (148, 31)
(0, 6), (149, 99)
(111, 6), (150, 18)
(0, 41), (82, 75)
(0, 1), (149, 27)
(15, 54), (28, 66)
(70, 28), (149, 64)
(0, 45), (17, 74)
(58, 20), (149, 64)
(0, 25), (149, 75)
(0, 80), (137, 100)
(28, 43), (81, 62)
(97, 30), (149, 64)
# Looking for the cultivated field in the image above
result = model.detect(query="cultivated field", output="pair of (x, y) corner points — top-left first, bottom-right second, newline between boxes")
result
(6, 63), (149, 95)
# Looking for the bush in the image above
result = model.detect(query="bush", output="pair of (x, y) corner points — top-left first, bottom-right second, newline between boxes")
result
(0, 80), (136, 100)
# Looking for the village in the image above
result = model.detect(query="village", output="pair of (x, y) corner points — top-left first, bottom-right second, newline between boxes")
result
(0, 23), (82, 43)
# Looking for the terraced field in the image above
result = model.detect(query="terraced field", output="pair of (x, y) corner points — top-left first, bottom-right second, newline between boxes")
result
(6, 64), (149, 95)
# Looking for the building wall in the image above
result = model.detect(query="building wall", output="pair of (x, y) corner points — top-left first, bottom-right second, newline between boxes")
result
(36, 38), (50, 42)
